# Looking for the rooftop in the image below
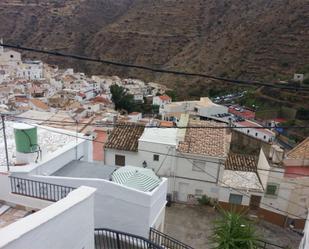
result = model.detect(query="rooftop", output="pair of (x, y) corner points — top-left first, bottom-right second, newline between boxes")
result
(139, 127), (177, 146)
(221, 170), (263, 191)
(286, 137), (309, 159)
(0, 205), (30, 229)
(178, 120), (229, 158)
(105, 124), (145, 152)
(158, 95), (171, 101)
(29, 99), (49, 110)
(225, 153), (257, 172)
(53, 160), (118, 179)
(0, 122), (75, 166)
(235, 120), (275, 136)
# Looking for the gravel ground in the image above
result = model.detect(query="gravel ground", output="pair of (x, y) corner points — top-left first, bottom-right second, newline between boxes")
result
(164, 203), (302, 249)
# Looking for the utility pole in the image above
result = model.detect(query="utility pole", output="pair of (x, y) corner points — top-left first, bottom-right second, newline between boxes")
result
(1, 114), (10, 171)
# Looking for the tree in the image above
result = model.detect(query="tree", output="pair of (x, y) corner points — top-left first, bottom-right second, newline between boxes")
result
(110, 85), (135, 113)
(165, 90), (177, 101)
(152, 104), (160, 114)
(211, 210), (259, 249)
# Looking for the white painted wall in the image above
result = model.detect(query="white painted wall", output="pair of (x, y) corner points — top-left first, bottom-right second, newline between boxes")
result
(219, 187), (253, 205)
(260, 168), (292, 216)
(257, 149), (271, 189)
(0, 186), (96, 249)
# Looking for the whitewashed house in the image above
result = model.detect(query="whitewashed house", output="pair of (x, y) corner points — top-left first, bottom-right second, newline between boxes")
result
(152, 95), (171, 108)
(17, 60), (43, 80)
(233, 120), (276, 143)
(104, 117), (231, 203)
(160, 97), (228, 121)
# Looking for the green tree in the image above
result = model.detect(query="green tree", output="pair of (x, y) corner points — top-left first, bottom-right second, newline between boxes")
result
(211, 210), (259, 249)
(165, 90), (177, 101)
(110, 85), (135, 113)
(152, 104), (160, 114)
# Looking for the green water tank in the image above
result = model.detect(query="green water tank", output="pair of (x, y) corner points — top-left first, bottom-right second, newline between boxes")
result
(13, 123), (38, 153)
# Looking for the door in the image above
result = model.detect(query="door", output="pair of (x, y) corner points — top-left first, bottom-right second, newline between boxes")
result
(178, 182), (189, 202)
(115, 155), (125, 166)
(249, 195), (261, 210)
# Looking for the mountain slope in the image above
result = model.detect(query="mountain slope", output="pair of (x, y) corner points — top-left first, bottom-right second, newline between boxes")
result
(0, 0), (308, 97)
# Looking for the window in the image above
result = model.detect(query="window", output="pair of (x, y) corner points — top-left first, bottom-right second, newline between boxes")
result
(266, 183), (279, 196)
(247, 129), (250, 134)
(115, 155), (125, 166)
(255, 133), (258, 137)
(195, 189), (203, 197)
(10, 54), (14, 58)
(263, 135), (266, 140)
(153, 154), (159, 161)
(192, 160), (205, 172)
(229, 194), (243, 205)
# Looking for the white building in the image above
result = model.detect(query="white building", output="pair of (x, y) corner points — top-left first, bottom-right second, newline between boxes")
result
(152, 95), (171, 107)
(128, 112), (143, 122)
(293, 73), (305, 82)
(17, 60), (44, 80)
(233, 120), (276, 143)
(104, 117), (232, 203)
(0, 39), (22, 76)
(160, 97), (228, 121)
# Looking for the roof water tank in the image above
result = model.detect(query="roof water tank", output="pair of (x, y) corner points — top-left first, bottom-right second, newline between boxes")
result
(13, 123), (38, 153)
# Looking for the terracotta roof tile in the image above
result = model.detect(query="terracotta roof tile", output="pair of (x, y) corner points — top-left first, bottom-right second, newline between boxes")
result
(159, 95), (171, 101)
(178, 120), (229, 157)
(105, 123), (145, 152)
(286, 137), (309, 159)
(225, 153), (257, 172)
(29, 99), (49, 110)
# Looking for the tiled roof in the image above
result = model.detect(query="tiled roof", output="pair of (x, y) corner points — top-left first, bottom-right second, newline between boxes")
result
(159, 95), (171, 101)
(29, 99), (49, 110)
(105, 124), (145, 152)
(225, 153), (257, 172)
(286, 137), (309, 159)
(177, 120), (229, 157)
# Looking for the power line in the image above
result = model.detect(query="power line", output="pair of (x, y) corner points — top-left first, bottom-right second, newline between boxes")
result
(1, 42), (309, 92)
(9, 115), (309, 129)
(10, 119), (309, 216)
(9, 118), (309, 178)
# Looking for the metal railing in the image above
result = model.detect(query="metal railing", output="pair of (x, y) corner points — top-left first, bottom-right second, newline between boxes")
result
(10, 176), (75, 202)
(95, 228), (164, 249)
(149, 228), (194, 249)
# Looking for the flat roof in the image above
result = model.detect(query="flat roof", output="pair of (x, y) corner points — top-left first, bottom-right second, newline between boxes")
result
(139, 127), (178, 146)
(0, 205), (30, 229)
(52, 160), (118, 179)
(221, 170), (263, 192)
(0, 122), (76, 167)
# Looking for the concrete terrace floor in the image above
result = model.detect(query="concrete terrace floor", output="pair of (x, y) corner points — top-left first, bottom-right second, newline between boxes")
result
(164, 203), (302, 249)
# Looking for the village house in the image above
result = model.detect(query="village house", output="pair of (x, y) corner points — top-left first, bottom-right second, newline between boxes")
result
(16, 60), (43, 80)
(233, 119), (276, 143)
(160, 97), (228, 122)
(152, 95), (171, 108)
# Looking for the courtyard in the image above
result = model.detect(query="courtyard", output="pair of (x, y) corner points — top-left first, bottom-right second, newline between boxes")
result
(164, 203), (303, 249)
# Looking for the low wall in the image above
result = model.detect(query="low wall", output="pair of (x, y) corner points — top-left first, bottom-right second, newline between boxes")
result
(0, 186), (96, 249)
(218, 201), (305, 230)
